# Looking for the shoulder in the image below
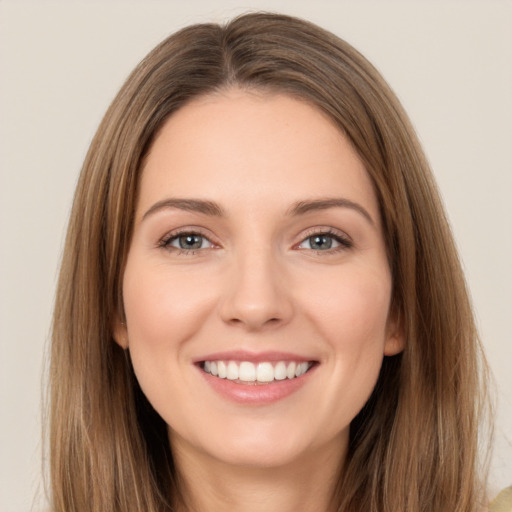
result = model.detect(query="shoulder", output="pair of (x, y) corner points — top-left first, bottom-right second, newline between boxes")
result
(490, 486), (512, 512)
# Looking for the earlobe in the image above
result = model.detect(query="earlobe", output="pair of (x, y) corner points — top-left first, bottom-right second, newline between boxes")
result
(384, 310), (405, 356)
(384, 332), (405, 356)
(112, 315), (129, 349)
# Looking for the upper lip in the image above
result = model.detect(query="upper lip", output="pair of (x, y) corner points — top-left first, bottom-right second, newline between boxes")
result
(193, 350), (317, 364)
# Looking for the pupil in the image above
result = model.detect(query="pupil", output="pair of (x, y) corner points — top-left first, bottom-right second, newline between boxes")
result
(179, 234), (202, 249)
(311, 235), (332, 250)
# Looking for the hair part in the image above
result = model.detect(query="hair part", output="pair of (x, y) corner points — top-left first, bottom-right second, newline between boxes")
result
(48, 12), (490, 511)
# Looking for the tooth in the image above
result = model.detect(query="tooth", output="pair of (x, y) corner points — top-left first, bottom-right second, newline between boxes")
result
(287, 362), (296, 379)
(206, 360), (311, 381)
(274, 361), (287, 380)
(227, 361), (239, 380)
(295, 362), (308, 377)
(217, 361), (227, 378)
(239, 361), (256, 382)
(257, 362), (274, 382)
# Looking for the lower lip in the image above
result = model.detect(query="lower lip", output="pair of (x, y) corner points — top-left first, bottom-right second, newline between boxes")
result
(198, 365), (316, 405)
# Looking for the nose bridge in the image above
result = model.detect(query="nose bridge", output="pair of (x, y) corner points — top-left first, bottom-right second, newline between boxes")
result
(219, 236), (293, 330)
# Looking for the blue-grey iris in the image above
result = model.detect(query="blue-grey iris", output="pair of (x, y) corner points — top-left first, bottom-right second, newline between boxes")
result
(179, 234), (203, 249)
(309, 235), (333, 250)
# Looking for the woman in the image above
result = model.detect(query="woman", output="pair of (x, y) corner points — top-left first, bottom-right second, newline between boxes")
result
(48, 12), (491, 511)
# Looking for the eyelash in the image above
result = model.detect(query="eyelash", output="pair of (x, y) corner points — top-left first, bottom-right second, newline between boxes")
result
(158, 228), (353, 255)
(158, 229), (214, 256)
(296, 228), (353, 254)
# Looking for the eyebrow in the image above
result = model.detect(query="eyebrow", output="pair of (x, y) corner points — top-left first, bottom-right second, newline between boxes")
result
(142, 198), (225, 220)
(142, 196), (374, 225)
(287, 198), (375, 226)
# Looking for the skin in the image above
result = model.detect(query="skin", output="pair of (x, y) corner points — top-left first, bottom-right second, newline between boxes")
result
(114, 89), (403, 512)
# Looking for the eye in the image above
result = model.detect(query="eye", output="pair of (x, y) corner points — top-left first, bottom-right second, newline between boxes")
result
(297, 231), (352, 251)
(160, 231), (214, 252)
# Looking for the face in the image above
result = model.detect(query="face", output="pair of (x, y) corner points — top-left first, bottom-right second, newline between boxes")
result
(114, 89), (403, 471)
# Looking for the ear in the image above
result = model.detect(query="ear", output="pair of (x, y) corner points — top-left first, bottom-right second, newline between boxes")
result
(383, 308), (405, 356)
(112, 314), (129, 349)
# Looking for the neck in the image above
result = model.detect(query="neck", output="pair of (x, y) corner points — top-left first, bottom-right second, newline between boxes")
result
(171, 436), (346, 512)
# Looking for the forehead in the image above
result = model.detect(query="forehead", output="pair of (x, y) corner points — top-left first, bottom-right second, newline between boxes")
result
(138, 89), (379, 221)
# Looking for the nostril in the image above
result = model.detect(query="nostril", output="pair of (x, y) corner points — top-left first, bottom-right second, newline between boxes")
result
(227, 315), (282, 330)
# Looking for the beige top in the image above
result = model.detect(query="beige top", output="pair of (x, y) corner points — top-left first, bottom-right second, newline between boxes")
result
(490, 487), (512, 512)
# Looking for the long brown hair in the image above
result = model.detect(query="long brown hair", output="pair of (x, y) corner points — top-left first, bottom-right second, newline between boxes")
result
(48, 12), (490, 511)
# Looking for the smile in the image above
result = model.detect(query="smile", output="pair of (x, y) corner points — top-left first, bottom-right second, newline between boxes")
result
(202, 360), (313, 384)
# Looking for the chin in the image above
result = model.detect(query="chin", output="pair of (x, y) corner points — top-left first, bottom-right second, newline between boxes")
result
(170, 415), (347, 471)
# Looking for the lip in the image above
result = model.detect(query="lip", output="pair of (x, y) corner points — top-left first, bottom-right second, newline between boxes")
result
(194, 351), (318, 405)
(192, 350), (313, 364)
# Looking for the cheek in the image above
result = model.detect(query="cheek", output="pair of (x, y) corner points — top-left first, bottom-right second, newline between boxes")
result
(309, 266), (392, 353)
(122, 259), (214, 349)
(121, 257), (221, 422)
(121, 258), (218, 405)
(302, 266), (392, 416)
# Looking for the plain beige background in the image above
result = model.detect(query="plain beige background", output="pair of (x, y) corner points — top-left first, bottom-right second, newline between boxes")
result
(1, 1), (511, 510)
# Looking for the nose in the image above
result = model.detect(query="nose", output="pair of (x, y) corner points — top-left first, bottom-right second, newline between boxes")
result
(219, 248), (294, 331)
